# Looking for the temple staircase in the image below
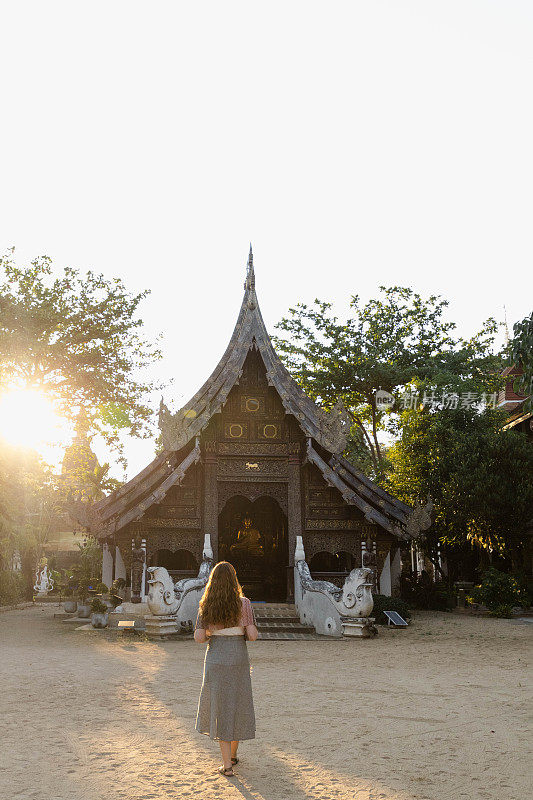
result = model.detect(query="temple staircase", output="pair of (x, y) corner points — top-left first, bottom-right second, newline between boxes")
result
(252, 602), (326, 640)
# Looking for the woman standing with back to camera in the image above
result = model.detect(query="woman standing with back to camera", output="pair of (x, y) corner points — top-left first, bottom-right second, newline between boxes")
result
(194, 561), (258, 778)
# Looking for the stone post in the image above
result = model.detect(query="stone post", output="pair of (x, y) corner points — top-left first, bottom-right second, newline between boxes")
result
(203, 441), (218, 561)
(294, 535), (305, 562)
(130, 538), (146, 604)
(203, 533), (213, 560)
(140, 538), (147, 600)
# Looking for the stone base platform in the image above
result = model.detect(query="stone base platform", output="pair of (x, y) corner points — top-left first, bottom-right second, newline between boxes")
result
(341, 617), (378, 637)
(144, 614), (178, 639)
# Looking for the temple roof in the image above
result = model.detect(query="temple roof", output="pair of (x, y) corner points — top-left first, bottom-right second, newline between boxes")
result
(157, 245), (352, 455)
(72, 247), (426, 539)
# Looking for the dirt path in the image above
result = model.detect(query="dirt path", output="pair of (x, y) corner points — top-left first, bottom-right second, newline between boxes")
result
(0, 605), (530, 800)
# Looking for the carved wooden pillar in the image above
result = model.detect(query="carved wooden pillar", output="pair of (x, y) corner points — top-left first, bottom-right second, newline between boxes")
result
(287, 442), (302, 601)
(203, 441), (218, 561)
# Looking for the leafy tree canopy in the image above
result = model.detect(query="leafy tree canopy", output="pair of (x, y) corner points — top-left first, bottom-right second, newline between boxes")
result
(387, 407), (533, 577)
(274, 287), (503, 479)
(0, 439), (59, 573)
(0, 250), (163, 464)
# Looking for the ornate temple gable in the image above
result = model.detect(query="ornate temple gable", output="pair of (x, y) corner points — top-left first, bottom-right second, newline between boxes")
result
(72, 440), (201, 538)
(144, 462), (201, 525)
(201, 350), (289, 441)
(304, 462), (366, 527)
(158, 246), (351, 454)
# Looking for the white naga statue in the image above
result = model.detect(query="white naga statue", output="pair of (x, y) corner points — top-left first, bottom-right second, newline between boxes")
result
(34, 558), (54, 597)
(146, 535), (214, 630)
(293, 536), (376, 637)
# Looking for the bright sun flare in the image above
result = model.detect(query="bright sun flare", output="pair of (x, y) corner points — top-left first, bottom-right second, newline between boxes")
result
(0, 388), (70, 456)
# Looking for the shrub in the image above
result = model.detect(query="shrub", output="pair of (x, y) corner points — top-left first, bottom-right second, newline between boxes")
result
(372, 594), (411, 625)
(111, 578), (126, 594)
(488, 604), (514, 618)
(400, 572), (454, 611)
(0, 570), (27, 606)
(90, 598), (108, 614)
(471, 568), (522, 615)
(76, 577), (92, 603)
(516, 574), (533, 608)
(48, 569), (62, 593)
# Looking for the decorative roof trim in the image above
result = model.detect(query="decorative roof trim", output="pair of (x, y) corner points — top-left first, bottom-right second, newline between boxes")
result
(305, 440), (408, 538)
(70, 441), (201, 538)
(158, 253), (351, 454)
(330, 454), (412, 519)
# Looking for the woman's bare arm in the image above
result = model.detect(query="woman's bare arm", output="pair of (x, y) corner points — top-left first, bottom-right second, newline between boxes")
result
(245, 624), (258, 641)
(242, 597), (258, 641)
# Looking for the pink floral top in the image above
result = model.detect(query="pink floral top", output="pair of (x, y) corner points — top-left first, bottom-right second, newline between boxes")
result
(195, 596), (257, 632)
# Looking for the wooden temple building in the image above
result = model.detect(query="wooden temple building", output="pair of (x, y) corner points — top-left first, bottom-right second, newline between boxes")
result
(76, 248), (422, 601)
(499, 364), (533, 441)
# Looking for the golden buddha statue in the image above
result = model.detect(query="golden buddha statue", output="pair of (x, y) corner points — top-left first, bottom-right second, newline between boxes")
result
(230, 517), (264, 557)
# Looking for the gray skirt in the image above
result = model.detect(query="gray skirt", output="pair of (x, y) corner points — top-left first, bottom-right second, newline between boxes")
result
(195, 635), (256, 741)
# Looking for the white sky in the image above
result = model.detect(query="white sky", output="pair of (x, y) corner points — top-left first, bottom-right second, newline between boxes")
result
(1, 1), (532, 478)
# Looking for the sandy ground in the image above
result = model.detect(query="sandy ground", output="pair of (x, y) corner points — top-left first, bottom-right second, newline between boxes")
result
(0, 605), (531, 800)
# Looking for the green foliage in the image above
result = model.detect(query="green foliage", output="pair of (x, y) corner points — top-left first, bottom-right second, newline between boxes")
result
(0, 440), (61, 580)
(75, 577), (91, 603)
(0, 250), (164, 463)
(60, 434), (121, 504)
(371, 594), (411, 625)
(274, 287), (503, 480)
(111, 577), (125, 595)
(0, 569), (27, 605)
(69, 536), (102, 600)
(488, 604), (514, 618)
(516, 574), (533, 607)
(400, 573), (454, 610)
(49, 569), (62, 592)
(387, 407), (533, 576)
(94, 582), (109, 595)
(90, 597), (108, 614)
(511, 311), (533, 410)
(471, 568), (523, 615)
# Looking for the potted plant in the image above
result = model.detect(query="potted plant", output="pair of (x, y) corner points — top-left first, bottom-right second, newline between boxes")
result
(63, 584), (77, 614)
(93, 582), (113, 609)
(76, 578), (92, 618)
(90, 598), (109, 628)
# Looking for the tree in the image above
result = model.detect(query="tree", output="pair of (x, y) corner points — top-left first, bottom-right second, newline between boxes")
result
(0, 250), (163, 467)
(274, 287), (503, 480)
(387, 407), (533, 579)
(0, 439), (61, 588)
(511, 311), (533, 410)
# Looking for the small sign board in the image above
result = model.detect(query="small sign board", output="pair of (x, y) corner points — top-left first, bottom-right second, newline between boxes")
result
(117, 620), (136, 629)
(383, 610), (408, 627)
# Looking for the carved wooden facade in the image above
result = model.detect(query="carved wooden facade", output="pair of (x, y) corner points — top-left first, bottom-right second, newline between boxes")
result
(76, 247), (418, 599)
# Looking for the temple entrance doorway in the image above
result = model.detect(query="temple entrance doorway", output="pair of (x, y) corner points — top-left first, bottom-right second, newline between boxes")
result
(218, 495), (288, 601)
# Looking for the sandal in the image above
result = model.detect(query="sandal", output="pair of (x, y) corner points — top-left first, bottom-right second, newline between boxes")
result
(231, 757), (239, 765)
(218, 766), (235, 777)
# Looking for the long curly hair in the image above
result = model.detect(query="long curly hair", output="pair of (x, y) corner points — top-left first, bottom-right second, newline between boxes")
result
(199, 561), (243, 627)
